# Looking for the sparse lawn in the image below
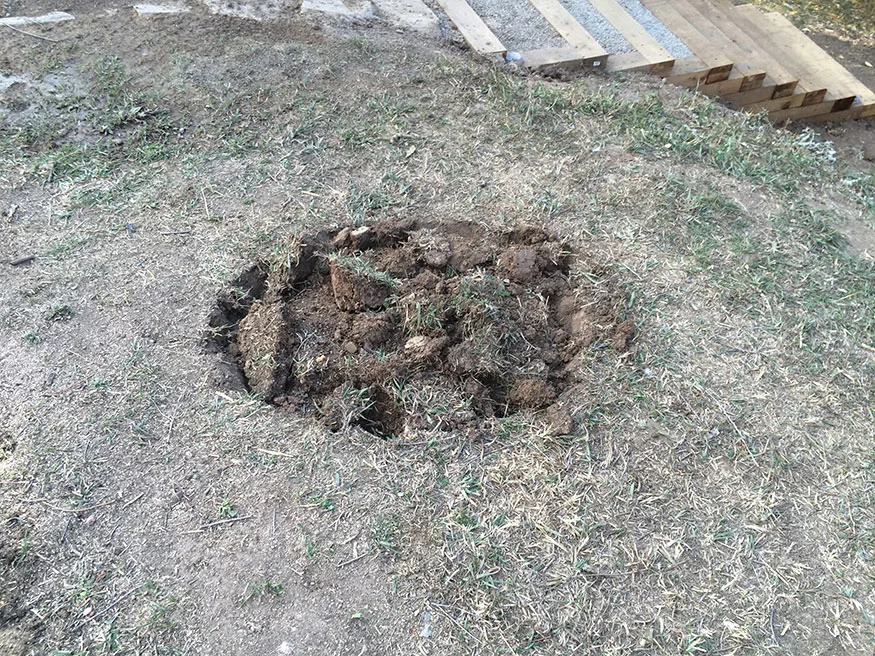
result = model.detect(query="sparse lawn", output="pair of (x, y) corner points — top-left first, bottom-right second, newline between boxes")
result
(753, 0), (875, 38)
(1, 5), (874, 656)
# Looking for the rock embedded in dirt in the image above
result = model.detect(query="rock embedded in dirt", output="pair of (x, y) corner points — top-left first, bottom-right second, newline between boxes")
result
(210, 219), (634, 438)
(342, 340), (358, 354)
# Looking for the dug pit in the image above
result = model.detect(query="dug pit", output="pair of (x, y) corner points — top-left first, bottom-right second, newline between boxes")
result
(208, 220), (634, 438)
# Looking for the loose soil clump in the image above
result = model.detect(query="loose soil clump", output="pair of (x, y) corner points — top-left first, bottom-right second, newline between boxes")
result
(208, 220), (633, 438)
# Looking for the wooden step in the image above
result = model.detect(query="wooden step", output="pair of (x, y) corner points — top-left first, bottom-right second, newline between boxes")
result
(680, 0), (800, 97)
(636, 1), (733, 84)
(666, 56), (733, 86)
(738, 88), (828, 113)
(585, 0), (675, 74)
(734, 5), (875, 120)
(527, 0), (607, 60)
(642, 0), (772, 95)
(521, 46), (608, 71)
(768, 94), (858, 122)
(697, 68), (767, 96)
(435, 0), (504, 55)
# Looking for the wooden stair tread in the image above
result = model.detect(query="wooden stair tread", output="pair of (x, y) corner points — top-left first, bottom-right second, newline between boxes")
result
(584, 0), (674, 70)
(643, 0), (773, 93)
(435, 0), (505, 55)
(638, 0), (728, 71)
(527, 0), (607, 59)
(734, 5), (875, 108)
(680, 0), (800, 95)
(667, 55), (733, 86)
(521, 46), (608, 70)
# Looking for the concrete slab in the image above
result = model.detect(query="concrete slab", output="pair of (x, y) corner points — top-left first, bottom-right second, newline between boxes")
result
(133, 3), (190, 15)
(0, 11), (74, 27)
(199, 0), (290, 21)
(373, 0), (438, 34)
(301, 0), (376, 20)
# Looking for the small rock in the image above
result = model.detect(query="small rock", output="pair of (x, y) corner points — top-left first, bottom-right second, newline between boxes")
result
(404, 335), (448, 360)
(423, 250), (448, 268)
(419, 610), (432, 638)
(342, 340), (358, 354)
(863, 144), (875, 162)
(405, 335), (429, 351)
(133, 3), (189, 16)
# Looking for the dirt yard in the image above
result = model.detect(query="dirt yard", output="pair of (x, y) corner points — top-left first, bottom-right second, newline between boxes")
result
(1, 1), (874, 655)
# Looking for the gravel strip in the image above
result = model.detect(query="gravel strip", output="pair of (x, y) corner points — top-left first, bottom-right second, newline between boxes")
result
(558, 0), (691, 57)
(443, 0), (691, 59)
(466, 0), (567, 52)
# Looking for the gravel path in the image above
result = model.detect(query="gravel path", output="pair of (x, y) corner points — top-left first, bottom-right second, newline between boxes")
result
(466, 0), (568, 51)
(451, 0), (692, 58)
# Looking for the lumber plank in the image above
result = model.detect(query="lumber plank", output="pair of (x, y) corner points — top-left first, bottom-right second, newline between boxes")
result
(585, 0), (674, 68)
(640, 0), (725, 71)
(666, 56), (733, 86)
(735, 5), (875, 108)
(768, 95), (858, 122)
(804, 104), (875, 123)
(739, 88), (826, 113)
(680, 0), (798, 97)
(527, 0), (608, 59)
(643, 0), (768, 93)
(697, 70), (766, 96)
(724, 83), (827, 108)
(604, 50), (673, 75)
(521, 46), (608, 71)
(435, 0), (505, 55)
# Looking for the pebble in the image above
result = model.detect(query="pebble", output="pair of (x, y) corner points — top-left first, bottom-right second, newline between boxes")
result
(342, 340), (358, 354)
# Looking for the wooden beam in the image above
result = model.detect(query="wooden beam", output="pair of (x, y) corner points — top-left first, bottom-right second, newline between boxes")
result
(435, 0), (505, 55)
(696, 70), (767, 96)
(666, 56), (733, 87)
(585, 0), (674, 71)
(735, 6), (875, 109)
(604, 51), (673, 75)
(768, 95), (857, 122)
(804, 104), (875, 124)
(527, 0), (608, 61)
(739, 88), (827, 113)
(521, 46), (608, 71)
(680, 0), (799, 97)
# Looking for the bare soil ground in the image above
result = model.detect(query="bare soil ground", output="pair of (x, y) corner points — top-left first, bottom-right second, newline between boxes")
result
(1, 1), (874, 655)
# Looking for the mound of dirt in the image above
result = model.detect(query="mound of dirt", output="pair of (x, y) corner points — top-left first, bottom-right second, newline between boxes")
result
(208, 220), (634, 438)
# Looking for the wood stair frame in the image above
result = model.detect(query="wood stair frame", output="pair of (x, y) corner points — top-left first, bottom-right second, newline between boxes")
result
(435, 0), (875, 123)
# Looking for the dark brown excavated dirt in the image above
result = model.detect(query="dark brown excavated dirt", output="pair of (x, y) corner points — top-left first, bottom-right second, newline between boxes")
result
(208, 220), (634, 438)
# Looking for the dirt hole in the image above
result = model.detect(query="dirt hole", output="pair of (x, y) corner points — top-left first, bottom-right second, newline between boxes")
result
(208, 220), (634, 438)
